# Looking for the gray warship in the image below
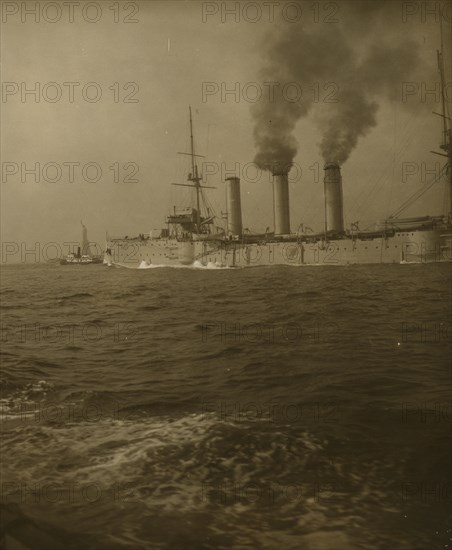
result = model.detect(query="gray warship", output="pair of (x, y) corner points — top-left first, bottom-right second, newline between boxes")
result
(105, 61), (452, 269)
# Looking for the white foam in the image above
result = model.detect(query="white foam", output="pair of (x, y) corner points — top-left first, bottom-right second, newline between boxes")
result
(138, 261), (154, 269)
(194, 260), (227, 269)
(112, 260), (232, 270)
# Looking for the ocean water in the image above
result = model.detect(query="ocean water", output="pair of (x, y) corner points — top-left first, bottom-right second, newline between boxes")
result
(1, 262), (451, 550)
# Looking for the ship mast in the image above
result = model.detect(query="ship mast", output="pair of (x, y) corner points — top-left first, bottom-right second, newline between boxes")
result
(389, 26), (451, 220)
(189, 106), (202, 232)
(171, 106), (216, 235)
(437, 21), (452, 216)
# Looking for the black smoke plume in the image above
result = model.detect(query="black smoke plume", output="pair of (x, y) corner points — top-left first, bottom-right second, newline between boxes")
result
(251, 1), (426, 168)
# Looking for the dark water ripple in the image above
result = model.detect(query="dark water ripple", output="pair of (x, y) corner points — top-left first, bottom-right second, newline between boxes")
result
(0, 262), (451, 549)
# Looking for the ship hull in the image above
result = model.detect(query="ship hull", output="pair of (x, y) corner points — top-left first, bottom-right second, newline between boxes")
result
(105, 228), (452, 268)
(60, 258), (103, 265)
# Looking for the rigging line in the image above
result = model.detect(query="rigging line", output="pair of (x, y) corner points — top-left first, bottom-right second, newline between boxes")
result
(352, 110), (432, 221)
(390, 98), (398, 212)
(394, 108), (431, 157)
(449, 17), (452, 119)
(391, 109), (432, 160)
(442, 16), (451, 120)
(369, 161), (446, 224)
(363, 169), (442, 229)
(350, 113), (415, 212)
(447, 17), (452, 117)
(439, 19), (449, 145)
(200, 188), (220, 224)
(201, 188), (212, 213)
(383, 108), (428, 207)
(443, 180), (448, 215)
(390, 164), (448, 218)
(352, 170), (391, 221)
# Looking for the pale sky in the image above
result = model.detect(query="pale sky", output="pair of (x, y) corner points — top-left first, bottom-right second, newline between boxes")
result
(1, 0), (451, 259)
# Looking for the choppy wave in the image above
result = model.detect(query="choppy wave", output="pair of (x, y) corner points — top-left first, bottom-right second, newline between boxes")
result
(1, 263), (450, 549)
(3, 407), (447, 549)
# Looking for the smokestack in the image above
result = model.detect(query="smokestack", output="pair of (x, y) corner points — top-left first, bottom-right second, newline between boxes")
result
(225, 176), (242, 236)
(273, 171), (291, 235)
(323, 162), (344, 234)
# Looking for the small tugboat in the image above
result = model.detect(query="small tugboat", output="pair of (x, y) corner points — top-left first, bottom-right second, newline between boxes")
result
(60, 222), (102, 265)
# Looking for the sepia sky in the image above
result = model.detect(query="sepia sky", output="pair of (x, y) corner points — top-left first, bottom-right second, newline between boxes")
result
(1, 0), (451, 257)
